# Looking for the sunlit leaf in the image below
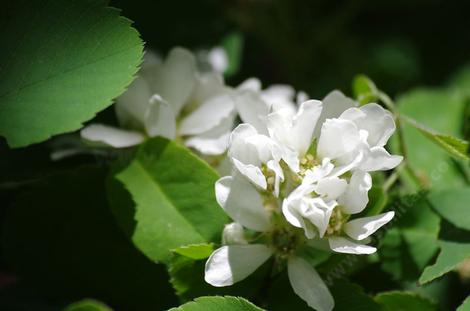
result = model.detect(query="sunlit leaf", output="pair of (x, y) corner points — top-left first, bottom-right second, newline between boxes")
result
(0, 0), (143, 147)
(111, 137), (228, 263)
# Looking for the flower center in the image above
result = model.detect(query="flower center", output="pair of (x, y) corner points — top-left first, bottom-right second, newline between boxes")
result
(269, 227), (300, 259)
(325, 207), (348, 236)
(261, 164), (276, 193)
(299, 153), (318, 176)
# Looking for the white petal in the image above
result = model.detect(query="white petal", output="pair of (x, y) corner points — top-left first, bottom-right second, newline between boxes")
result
(261, 84), (297, 113)
(205, 244), (273, 287)
(237, 77), (262, 92)
(185, 132), (230, 155)
(222, 223), (248, 245)
(207, 46), (229, 73)
(316, 177), (348, 200)
(80, 124), (144, 148)
(215, 176), (270, 231)
(144, 94), (177, 139)
(287, 257), (334, 311)
(190, 72), (227, 105)
(234, 90), (270, 135)
(340, 103), (395, 147)
(360, 146), (403, 171)
(290, 100), (323, 155)
(179, 93), (235, 136)
(152, 47), (197, 115)
(344, 211), (395, 240)
(328, 237), (376, 255)
(338, 171), (372, 214)
(317, 119), (362, 163)
(232, 158), (267, 190)
(115, 75), (153, 129)
(313, 90), (357, 138)
(228, 124), (260, 165)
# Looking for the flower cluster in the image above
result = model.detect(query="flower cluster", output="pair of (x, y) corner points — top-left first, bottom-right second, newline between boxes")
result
(204, 90), (402, 311)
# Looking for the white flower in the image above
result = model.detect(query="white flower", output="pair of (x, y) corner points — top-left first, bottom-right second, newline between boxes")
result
(206, 174), (334, 311)
(80, 48), (237, 155)
(317, 99), (403, 173)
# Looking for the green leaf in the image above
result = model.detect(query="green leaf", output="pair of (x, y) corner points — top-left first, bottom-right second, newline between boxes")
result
(2, 166), (177, 309)
(112, 137), (228, 263)
(375, 291), (438, 311)
(352, 74), (378, 105)
(0, 0), (143, 147)
(172, 243), (214, 260)
(457, 296), (470, 311)
(222, 31), (244, 77)
(428, 188), (470, 231)
(401, 116), (469, 161)
(169, 296), (264, 311)
(392, 88), (467, 190)
(64, 299), (112, 311)
(419, 240), (470, 284)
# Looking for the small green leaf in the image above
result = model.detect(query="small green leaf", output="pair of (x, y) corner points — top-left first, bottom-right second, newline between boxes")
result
(112, 137), (228, 263)
(375, 291), (438, 311)
(169, 296), (264, 311)
(402, 116), (469, 161)
(172, 243), (214, 260)
(428, 188), (470, 231)
(419, 240), (470, 284)
(64, 299), (112, 311)
(0, 0), (143, 147)
(352, 74), (378, 105)
(457, 296), (470, 311)
(222, 31), (244, 77)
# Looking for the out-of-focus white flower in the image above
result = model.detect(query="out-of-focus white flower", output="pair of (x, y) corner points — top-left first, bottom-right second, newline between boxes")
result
(206, 174), (334, 311)
(80, 48), (237, 155)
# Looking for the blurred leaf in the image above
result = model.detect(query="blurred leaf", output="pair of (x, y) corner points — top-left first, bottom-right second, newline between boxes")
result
(169, 296), (264, 311)
(393, 89), (467, 190)
(330, 279), (380, 311)
(0, 0), (143, 147)
(112, 137), (228, 263)
(352, 74), (378, 105)
(420, 240), (470, 284)
(64, 299), (112, 311)
(2, 166), (177, 309)
(172, 243), (214, 260)
(222, 31), (244, 77)
(448, 64), (470, 98)
(363, 186), (388, 217)
(402, 116), (469, 161)
(457, 296), (470, 311)
(375, 291), (437, 311)
(428, 188), (470, 231)
(380, 194), (440, 280)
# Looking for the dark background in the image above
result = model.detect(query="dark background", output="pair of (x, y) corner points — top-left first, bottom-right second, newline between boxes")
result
(112, 0), (470, 98)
